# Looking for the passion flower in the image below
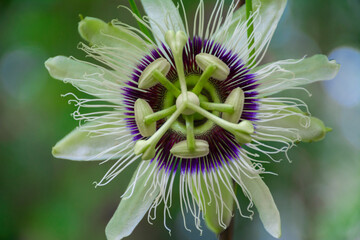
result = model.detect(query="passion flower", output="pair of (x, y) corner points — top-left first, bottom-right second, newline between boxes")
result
(45, 0), (339, 239)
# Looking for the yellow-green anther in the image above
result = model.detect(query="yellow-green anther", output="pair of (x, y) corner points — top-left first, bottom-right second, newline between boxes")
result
(176, 91), (200, 115)
(170, 140), (209, 159)
(185, 115), (195, 152)
(134, 99), (156, 137)
(152, 70), (181, 97)
(235, 131), (252, 144)
(134, 140), (156, 160)
(138, 58), (171, 89)
(144, 106), (176, 125)
(165, 30), (188, 96)
(200, 102), (234, 113)
(222, 87), (245, 123)
(192, 64), (217, 95)
(237, 120), (254, 134)
(195, 53), (230, 81)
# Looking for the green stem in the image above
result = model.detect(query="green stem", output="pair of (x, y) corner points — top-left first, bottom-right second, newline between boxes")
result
(192, 65), (217, 95)
(144, 106), (177, 125)
(200, 102), (234, 113)
(152, 70), (181, 97)
(185, 115), (195, 152)
(246, 0), (256, 65)
(128, 0), (153, 40)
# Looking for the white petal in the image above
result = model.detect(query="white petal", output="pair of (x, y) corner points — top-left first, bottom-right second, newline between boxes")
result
(52, 114), (132, 161)
(217, 0), (287, 62)
(254, 54), (340, 96)
(140, 0), (185, 46)
(45, 56), (122, 103)
(106, 161), (159, 240)
(242, 157), (281, 238)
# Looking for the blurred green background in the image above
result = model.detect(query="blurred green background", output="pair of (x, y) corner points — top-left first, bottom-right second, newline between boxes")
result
(0, 0), (359, 239)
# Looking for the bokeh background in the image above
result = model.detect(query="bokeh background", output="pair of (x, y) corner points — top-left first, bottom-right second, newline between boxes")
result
(0, 0), (359, 239)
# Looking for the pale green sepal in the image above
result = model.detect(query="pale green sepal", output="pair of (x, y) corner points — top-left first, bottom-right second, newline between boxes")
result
(106, 161), (160, 240)
(241, 157), (281, 238)
(140, 0), (185, 46)
(221, 0), (287, 55)
(78, 16), (147, 50)
(45, 56), (121, 104)
(52, 115), (131, 161)
(257, 103), (329, 143)
(254, 54), (340, 96)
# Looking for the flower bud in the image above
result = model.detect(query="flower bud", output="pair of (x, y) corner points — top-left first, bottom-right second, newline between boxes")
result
(196, 53), (230, 81)
(138, 58), (171, 89)
(170, 140), (209, 159)
(222, 87), (245, 123)
(134, 99), (156, 137)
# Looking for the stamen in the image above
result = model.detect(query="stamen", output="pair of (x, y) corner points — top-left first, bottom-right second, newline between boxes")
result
(222, 87), (245, 123)
(195, 53), (230, 81)
(134, 104), (186, 160)
(134, 99), (156, 137)
(192, 64), (217, 95)
(185, 115), (195, 152)
(152, 70), (181, 97)
(186, 102), (254, 144)
(144, 106), (177, 125)
(200, 102), (234, 113)
(138, 58), (171, 89)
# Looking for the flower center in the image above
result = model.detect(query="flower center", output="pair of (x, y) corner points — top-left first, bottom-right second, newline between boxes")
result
(176, 91), (200, 115)
(123, 31), (259, 169)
